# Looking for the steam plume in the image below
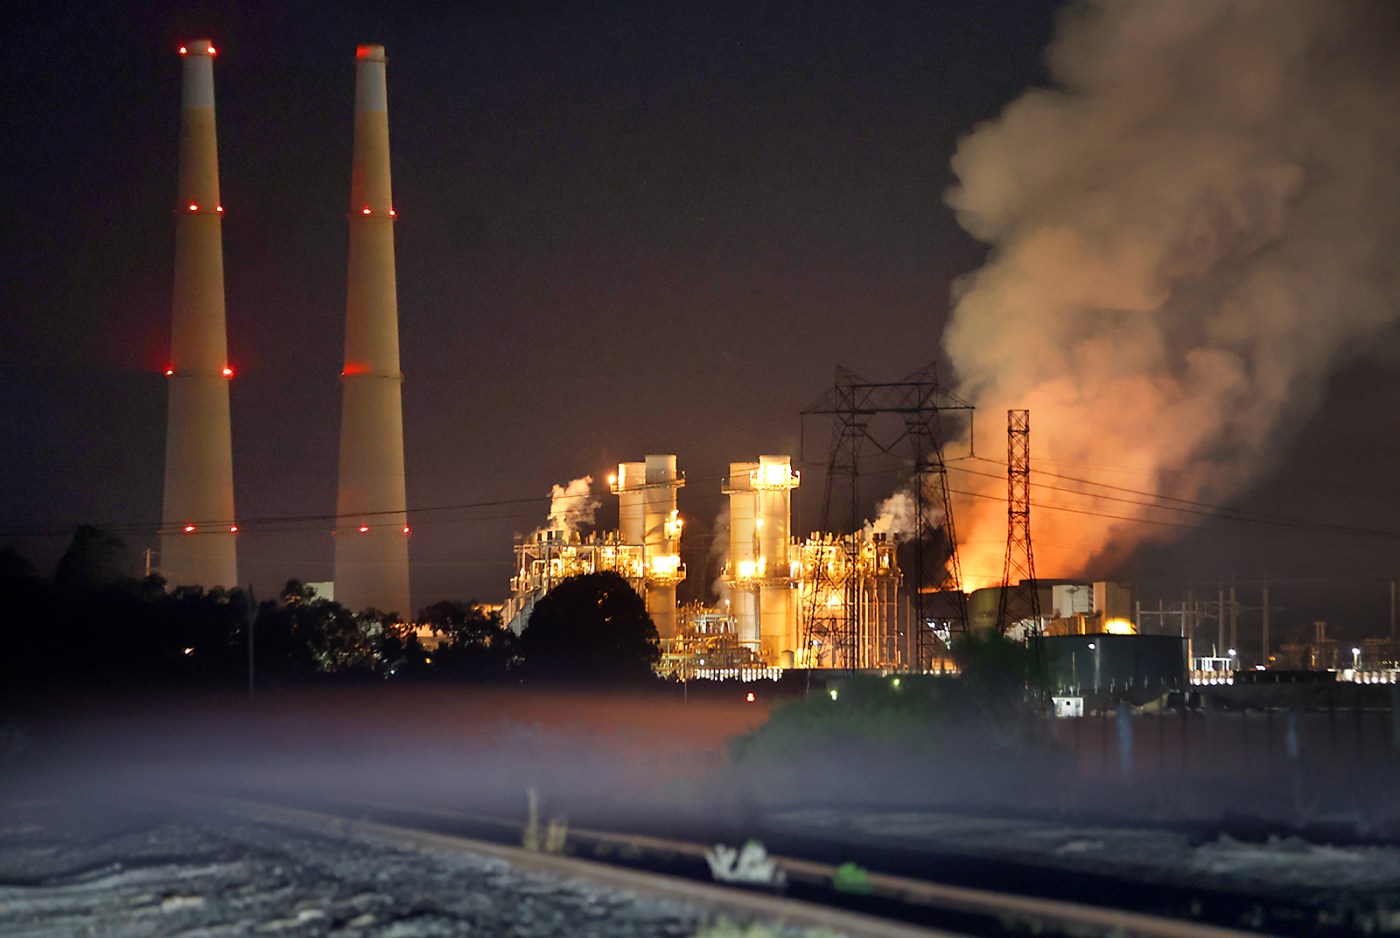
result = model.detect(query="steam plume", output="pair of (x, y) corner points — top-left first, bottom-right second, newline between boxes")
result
(864, 484), (945, 540)
(547, 477), (599, 539)
(943, 0), (1400, 587)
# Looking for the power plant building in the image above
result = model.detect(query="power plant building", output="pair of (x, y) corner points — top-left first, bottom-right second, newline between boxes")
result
(160, 39), (238, 591)
(333, 44), (412, 619)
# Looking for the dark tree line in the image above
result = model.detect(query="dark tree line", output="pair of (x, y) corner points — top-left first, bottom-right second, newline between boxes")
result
(0, 528), (660, 699)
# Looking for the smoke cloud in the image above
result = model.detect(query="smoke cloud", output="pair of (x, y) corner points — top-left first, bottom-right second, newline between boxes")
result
(547, 476), (600, 539)
(943, 0), (1400, 587)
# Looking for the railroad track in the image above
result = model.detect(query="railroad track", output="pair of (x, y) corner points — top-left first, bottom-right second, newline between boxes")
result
(181, 794), (1255, 938)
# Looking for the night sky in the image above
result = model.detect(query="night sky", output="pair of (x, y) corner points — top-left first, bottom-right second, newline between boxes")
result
(3, 1), (1399, 646)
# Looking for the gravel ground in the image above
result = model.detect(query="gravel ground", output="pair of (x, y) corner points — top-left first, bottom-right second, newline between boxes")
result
(0, 802), (818, 938)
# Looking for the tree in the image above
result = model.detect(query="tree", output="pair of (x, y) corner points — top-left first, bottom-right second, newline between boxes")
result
(417, 600), (517, 680)
(55, 525), (132, 598)
(519, 572), (659, 684)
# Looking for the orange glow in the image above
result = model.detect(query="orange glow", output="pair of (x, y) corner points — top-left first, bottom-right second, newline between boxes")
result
(222, 366), (234, 377)
(183, 524), (196, 533)
(341, 362), (370, 376)
(229, 525), (239, 533)
(188, 203), (199, 212)
(358, 524), (370, 534)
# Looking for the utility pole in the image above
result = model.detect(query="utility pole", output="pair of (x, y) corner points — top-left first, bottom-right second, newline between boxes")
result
(247, 583), (255, 700)
(1262, 581), (1271, 665)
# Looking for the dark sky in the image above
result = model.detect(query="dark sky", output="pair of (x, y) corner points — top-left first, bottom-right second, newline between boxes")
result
(3, 0), (1399, 646)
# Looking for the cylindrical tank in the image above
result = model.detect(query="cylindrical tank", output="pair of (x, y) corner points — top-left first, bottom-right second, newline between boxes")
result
(616, 462), (645, 543)
(160, 38), (238, 591)
(726, 461), (760, 647)
(334, 44), (411, 618)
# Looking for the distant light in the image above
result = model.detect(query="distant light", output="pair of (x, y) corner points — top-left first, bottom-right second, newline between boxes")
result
(207, 46), (216, 56)
(362, 207), (372, 215)
(1088, 642), (1096, 650)
(165, 368), (174, 376)
(179, 46), (188, 55)
(183, 647), (194, 655)
(745, 692), (756, 703)
(358, 524), (370, 533)
(184, 524), (196, 533)
(188, 203), (199, 212)
(1228, 648), (1236, 657)
(388, 209), (396, 217)
(222, 366), (233, 377)
(403, 525), (411, 535)
(229, 525), (238, 533)
(215, 205), (223, 213)
(891, 677), (901, 687)
(829, 689), (838, 701)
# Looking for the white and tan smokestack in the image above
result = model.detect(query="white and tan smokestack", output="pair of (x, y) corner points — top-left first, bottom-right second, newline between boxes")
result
(333, 44), (411, 618)
(723, 456), (799, 663)
(160, 39), (237, 590)
(612, 456), (685, 638)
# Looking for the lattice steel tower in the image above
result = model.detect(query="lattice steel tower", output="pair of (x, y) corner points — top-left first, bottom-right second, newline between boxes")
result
(801, 366), (972, 669)
(996, 409), (1040, 632)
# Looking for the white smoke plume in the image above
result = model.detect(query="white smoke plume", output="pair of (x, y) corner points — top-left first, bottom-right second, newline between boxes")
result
(943, 0), (1400, 588)
(547, 476), (599, 539)
(864, 484), (946, 540)
(709, 501), (731, 603)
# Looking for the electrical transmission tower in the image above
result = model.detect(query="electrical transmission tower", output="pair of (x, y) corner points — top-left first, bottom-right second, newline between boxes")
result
(997, 409), (1041, 633)
(801, 365), (973, 670)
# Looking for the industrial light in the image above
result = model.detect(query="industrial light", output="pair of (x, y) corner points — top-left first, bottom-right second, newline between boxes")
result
(745, 692), (756, 703)
(165, 368), (174, 376)
(229, 525), (238, 533)
(179, 46), (188, 55)
(362, 207), (372, 215)
(188, 203), (199, 212)
(207, 46), (216, 56)
(389, 209), (396, 216)
(215, 205), (223, 213)
(358, 524), (370, 533)
(402, 525), (411, 534)
(222, 366), (233, 377)
(184, 524), (196, 533)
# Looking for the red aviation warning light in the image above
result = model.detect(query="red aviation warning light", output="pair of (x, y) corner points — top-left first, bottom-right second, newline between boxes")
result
(361, 207), (372, 215)
(222, 366), (234, 377)
(207, 45), (216, 56)
(403, 525), (411, 535)
(358, 524), (370, 534)
(188, 203), (199, 212)
(183, 524), (196, 533)
(215, 205), (224, 213)
(179, 45), (188, 55)
(229, 525), (238, 533)
(165, 368), (174, 376)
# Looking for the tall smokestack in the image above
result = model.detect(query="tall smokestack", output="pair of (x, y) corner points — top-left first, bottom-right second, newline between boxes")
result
(160, 39), (237, 590)
(333, 44), (411, 618)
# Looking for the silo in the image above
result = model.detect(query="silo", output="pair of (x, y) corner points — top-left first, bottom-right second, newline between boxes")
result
(333, 44), (411, 618)
(724, 462), (760, 648)
(160, 39), (238, 591)
(611, 456), (684, 637)
(753, 455), (799, 661)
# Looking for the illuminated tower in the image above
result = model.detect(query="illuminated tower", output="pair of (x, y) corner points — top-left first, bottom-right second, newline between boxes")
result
(160, 39), (237, 590)
(723, 456), (799, 663)
(612, 456), (685, 637)
(333, 44), (411, 618)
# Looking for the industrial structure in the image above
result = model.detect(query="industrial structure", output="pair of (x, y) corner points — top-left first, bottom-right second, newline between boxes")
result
(333, 44), (412, 618)
(160, 39), (238, 591)
(502, 457), (686, 636)
(613, 456), (686, 637)
(500, 453), (907, 673)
